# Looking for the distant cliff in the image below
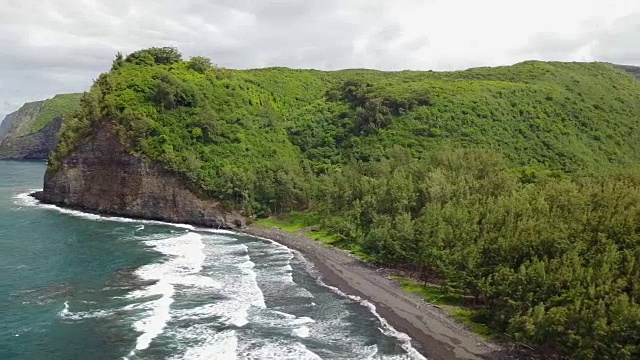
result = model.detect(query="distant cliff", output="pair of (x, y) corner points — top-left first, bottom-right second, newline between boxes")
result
(0, 94), (82, 159)
(614, 64), (640, 79)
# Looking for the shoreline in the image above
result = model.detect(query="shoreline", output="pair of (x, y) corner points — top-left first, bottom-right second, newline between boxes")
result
(27, 191), (509, 359)
(241, 226), (511, 360)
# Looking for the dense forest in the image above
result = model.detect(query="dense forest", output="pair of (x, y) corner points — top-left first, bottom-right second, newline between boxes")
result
(51, 48), (640, 359)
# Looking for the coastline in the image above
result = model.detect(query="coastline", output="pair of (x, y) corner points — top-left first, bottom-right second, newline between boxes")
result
(242, 226), (511, 360)
(28, 190), (509, 359)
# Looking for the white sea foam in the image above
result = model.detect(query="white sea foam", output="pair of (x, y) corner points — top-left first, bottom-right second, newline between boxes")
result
(197, 228), (238, 235)
(246, 241), (314, 300)
(249, 309), (315, 330)
(363, 345), (380, 359)
(164, 239), (263, 360)
(316, 279), (427, 360)
(180, 329), (238, 360)
(172, 302), (249, 328)
(60, 309), (114, 321)
(163, 325), (239, 360)
(57, 301), (117, 324)
(13, 190), (40, 207)
(205, 241), (265, 309)
(172, 241), (265, 329)
(269, 310), (296, 319)
(238, 341), (322, 360)
(291, 325), (310, 338)
(125, 232), (215, 357)
(58, 301), (70, 316)
(289, 317), (315, 326)
(165, 235), (314, 360)
(14, 191), (194, 230)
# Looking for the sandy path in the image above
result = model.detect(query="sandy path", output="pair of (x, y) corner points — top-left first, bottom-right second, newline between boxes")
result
(242, 226), (512, 360)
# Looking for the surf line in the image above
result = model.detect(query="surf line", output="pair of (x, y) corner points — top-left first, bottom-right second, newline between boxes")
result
(19, 191), (425, 358)
(124, 232), (208, 358)
(16, 190), (195, 230)
(237, 232), (427, 360)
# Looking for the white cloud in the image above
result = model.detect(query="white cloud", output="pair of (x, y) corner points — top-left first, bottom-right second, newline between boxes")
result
(1, 0), (640, 120)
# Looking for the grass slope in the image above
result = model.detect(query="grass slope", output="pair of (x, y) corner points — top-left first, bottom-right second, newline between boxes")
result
(30, 93), (83, 133)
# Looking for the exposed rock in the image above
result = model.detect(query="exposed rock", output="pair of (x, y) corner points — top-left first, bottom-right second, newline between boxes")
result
(0, 117), (63, 159)
(0, 107), (22, 139)
(0, 100), (46, 159)
(35, 123), (245, 229)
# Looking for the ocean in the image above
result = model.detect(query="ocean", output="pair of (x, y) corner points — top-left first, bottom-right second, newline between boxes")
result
(0, 160), (425, 360)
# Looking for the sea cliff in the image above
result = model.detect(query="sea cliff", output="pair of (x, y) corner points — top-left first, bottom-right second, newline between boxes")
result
(34, 123), (244, 228)
(0, 94), (81, 159)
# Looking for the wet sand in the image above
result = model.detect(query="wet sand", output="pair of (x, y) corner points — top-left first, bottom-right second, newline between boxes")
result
(242, 226), (513, 360)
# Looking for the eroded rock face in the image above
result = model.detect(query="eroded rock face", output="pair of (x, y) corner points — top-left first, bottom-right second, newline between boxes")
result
(36, 124), (245, 229)
(0, 94), (82, 160)
(0, 117), (62, 159)
(0, 100), (54, 160)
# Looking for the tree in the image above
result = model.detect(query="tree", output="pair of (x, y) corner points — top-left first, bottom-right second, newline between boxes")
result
(340, 79), (372, 107)
(188, 56), (214, 74)
(152, 72), (199, 109)
(356, 98), (391, 135)
(125, 47), (183, 66)
(111, 52), (124, 70)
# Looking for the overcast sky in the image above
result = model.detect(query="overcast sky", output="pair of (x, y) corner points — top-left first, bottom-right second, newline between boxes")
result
(2, 0), (640, 119)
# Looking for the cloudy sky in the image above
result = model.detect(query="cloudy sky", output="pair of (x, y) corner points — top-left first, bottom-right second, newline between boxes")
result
(1, 0), (640, 119)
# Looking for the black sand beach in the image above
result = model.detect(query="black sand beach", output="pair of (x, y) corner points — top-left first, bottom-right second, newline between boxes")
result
(242, 226), (512, 360)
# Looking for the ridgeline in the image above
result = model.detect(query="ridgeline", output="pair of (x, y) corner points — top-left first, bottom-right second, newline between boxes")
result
(0, 94), (81, 159)
(45, 48), (640, 358)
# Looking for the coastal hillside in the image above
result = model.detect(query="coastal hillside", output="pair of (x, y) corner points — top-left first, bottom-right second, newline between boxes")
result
(41, 48), (640, 358)
(0, 94), (81, 159)
(615, 64), (640, 79)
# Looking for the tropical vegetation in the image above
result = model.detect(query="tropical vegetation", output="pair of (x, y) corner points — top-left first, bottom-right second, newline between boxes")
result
(50, 47), (640, 358)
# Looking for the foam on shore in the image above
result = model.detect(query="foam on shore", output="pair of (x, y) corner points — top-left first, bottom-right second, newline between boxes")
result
(17, 191), (428, 359)
(316, 278), (427, 360)
(125, 232), (213, 357)
(13, 191), (194, 230)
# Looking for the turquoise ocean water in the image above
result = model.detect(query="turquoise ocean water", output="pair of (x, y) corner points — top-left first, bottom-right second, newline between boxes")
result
(0, 160), (424, 360)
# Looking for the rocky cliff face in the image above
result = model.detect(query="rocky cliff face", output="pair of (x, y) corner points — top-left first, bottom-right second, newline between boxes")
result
(0, 101), (48, 159)
(35, 123), (245, 229)
(0, 94), (81, 160)
(0, 117), (63, 159)
(0, 108), (21, 139)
